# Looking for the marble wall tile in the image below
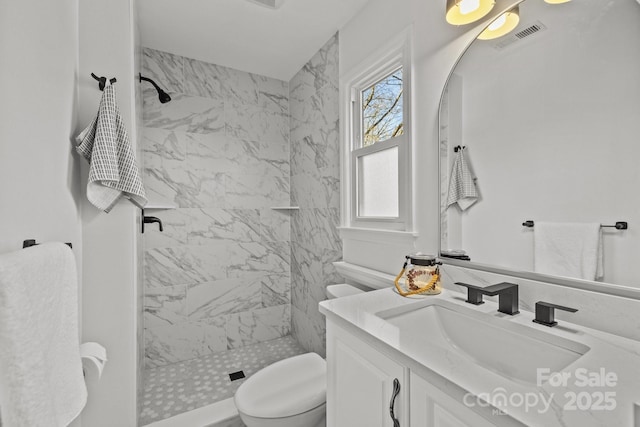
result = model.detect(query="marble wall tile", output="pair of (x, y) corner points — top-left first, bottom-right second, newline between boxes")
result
(260, 209), (291, 242)
(291, 243), (341, 302)
(261, 273), (291, 307)
(289, 33), (338, 103)
(259, 138), (291, 177)
(144, 244), (228, 289)
(143, 208), (190, 250)
(144, 91), (225, 134)
(216, 66), (289, 114)
(290, 85), (340, 175)
(290, 173), (340, 209)
(226, 241), (291, 278)
(183, 58), (224, 100)
(226, 305), (291, 349)
(186, 278), (262, 320)
(144, 317), (227, 368)
(288, 34), (341, 357)
(187, 135), (260, 175)
(142, 48), (293, 367)
(225, 101), (289, 144)
(290, 126), (340, 180)
(291, 208), (340, 251)
(224, 172), (289, 209)
(142, 48), (184, 94)
(142, 127), (187, 165)
(187, 208), (260, 244)
(144, 160), (226, 208)
(144, 285), (187, 328)
(290, 78), (339, 123)
(291, 306), (326, 358)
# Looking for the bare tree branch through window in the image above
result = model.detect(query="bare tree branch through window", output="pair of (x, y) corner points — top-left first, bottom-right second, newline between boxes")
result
(362, 68), (404, 147)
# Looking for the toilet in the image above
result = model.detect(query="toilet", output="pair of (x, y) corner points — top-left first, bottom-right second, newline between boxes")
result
(234, 284), (364, 427)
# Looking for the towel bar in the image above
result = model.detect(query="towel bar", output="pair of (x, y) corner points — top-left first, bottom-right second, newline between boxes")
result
(522, 221), (628, 230)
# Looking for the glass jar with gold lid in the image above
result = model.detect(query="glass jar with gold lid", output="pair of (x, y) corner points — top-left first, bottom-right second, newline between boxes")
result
(394, 253), (441, 296)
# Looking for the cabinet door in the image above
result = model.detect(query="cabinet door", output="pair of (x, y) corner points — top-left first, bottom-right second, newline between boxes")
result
(327, 322), (406, 427)
(410, 372), (496, 427)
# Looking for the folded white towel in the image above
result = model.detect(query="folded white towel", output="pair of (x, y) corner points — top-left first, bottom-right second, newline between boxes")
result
(0, 243), (87, 427)
(446, 149), (478, 211)
(76, 84), (147, 213)
(534, 222), (603, 281)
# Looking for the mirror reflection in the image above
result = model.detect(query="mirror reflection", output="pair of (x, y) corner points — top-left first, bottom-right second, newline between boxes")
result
(439, 0), (640, 287)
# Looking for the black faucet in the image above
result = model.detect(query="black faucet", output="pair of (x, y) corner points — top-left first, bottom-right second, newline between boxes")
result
(533, 301), (578, 327)
(455, 282), (519, 315)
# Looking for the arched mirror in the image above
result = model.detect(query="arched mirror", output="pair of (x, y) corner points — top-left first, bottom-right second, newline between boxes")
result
(439, 0), (640, 291)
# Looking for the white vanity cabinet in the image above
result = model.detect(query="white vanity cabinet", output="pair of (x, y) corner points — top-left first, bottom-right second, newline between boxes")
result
(326, 321), (499, 427)
(326, 322), (406, 427)
(410, 372), (496, 427)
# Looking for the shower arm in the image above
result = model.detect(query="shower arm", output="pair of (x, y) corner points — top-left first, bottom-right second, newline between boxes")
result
(139, 73), (172, 103)
(139, 74), (162, 92)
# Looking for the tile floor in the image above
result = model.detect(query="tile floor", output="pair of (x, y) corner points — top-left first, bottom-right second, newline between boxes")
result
(140, 335), (306, 425)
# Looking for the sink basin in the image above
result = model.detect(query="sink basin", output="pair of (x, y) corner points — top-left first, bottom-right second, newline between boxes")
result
(376, 300), (590, 385)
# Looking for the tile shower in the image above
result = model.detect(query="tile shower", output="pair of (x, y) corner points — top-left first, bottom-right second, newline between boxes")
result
(139, 34), (341, 424)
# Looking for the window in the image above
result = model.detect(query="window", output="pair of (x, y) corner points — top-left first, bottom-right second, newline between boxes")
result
(343, 32), (412, 233)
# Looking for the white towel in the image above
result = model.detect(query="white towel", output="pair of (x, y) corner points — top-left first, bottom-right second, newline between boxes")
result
(534, 222), (603, 281)
(76, 84), (147, 213)
(446, 149), (478, 211)
(0, 243), (87, 427)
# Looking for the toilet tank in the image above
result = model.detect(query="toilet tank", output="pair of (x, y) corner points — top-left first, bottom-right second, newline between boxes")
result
(325, 284), (365, 299)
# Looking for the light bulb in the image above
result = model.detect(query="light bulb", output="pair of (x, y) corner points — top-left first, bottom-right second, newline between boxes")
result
(487, 13), (507, 31)
(446, 0), (495, 25)
(459, 0), (480, 15)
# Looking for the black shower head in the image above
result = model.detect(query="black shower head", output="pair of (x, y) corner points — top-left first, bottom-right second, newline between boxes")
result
(139, 74), (172, 104)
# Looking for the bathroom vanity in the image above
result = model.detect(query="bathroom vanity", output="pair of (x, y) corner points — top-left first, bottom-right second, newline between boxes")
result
(320, 287), (640, 426)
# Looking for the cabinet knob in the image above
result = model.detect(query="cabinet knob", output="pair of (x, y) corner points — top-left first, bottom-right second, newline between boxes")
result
(389, 378), (400, 427)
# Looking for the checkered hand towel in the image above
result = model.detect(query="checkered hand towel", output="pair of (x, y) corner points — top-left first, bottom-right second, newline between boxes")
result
(76, 84), (147, 212)
(446, 149), (478, 211)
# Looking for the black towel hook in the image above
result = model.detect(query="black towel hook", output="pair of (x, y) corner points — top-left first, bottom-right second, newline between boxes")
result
(91, 73), (117, 91)
(454, 145), (466, 152)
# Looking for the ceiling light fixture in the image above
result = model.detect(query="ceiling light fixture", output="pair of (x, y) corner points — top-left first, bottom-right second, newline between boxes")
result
(477, 6), (520, 40)
(544, 0), (571, 3)
(446, 0), (496, 25)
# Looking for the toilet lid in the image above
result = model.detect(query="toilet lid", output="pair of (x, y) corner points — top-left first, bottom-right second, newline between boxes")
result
(234, 352), (326, 418)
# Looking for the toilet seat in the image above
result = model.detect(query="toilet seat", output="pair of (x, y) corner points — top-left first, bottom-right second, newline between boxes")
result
(234, 352), (326, 419)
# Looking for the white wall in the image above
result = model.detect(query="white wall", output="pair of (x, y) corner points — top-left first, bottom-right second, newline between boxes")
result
(0, 0), (82, 266)
(340, 0), (522, 274)
(78, 0), (140, 426)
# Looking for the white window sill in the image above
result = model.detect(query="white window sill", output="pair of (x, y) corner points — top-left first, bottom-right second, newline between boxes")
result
(337, 226), (418, 245)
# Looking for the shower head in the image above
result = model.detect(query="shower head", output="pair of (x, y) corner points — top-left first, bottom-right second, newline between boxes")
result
(139, 74), (172, 104)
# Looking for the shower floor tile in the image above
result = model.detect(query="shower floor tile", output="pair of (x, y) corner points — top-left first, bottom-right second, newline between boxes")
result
(140, 335), (306, 425)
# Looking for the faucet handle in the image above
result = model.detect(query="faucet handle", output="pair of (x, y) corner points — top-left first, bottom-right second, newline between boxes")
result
(533, 301), (578, 327)
(454, 282), (485, 305)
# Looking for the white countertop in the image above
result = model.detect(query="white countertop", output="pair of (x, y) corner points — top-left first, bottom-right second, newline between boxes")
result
(319, 287), (640, 427)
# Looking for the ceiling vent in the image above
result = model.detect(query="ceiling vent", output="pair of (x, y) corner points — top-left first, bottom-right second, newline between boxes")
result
(491, 21), (547, 50)
(245, 0), (285, 9)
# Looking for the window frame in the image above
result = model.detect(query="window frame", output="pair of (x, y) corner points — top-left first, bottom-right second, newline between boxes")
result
(341, 29), (413, 233)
